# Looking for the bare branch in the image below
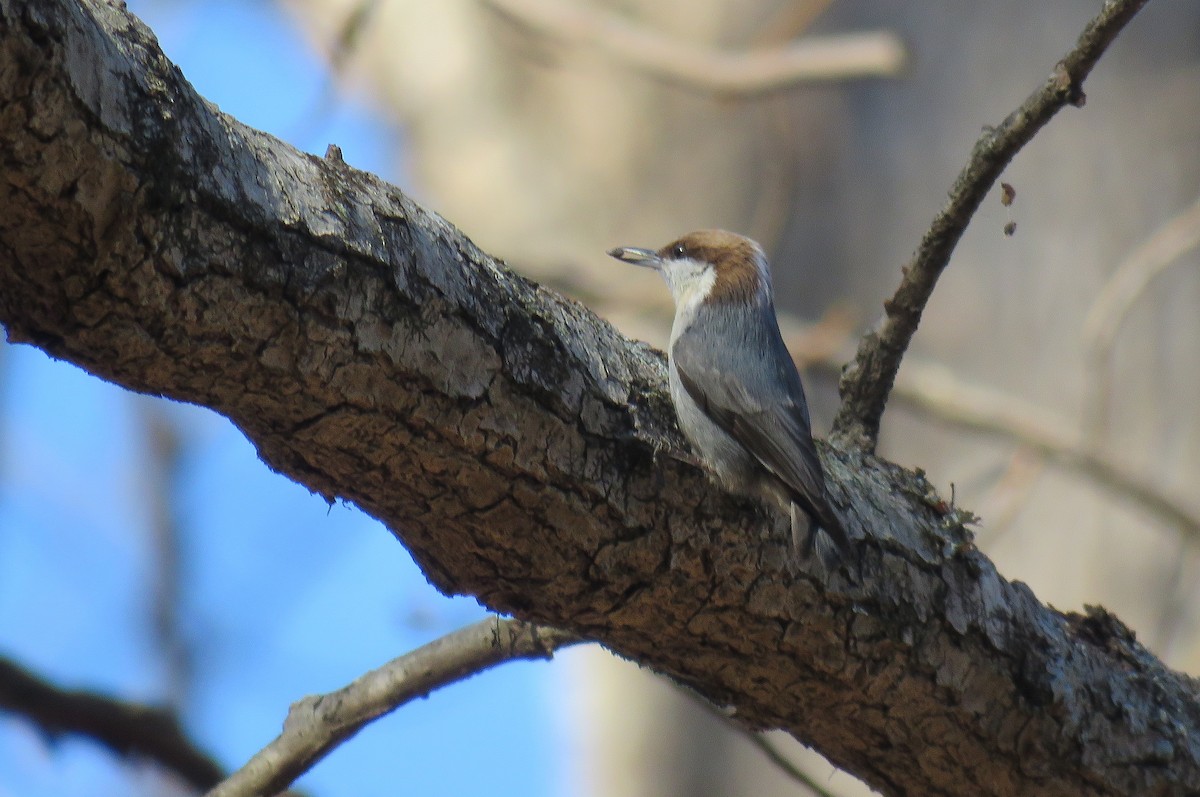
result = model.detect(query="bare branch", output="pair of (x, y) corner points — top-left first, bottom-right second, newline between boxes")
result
(1082, 195), (1200, 360)
(970, 450), (1046, 548)
(2, 2), (1198, 795)
(480, 0), (906, 94)
(0, 656), (224, 791)
(1149, 539), (1196, 657)
(888, 361), (1200, 541)
(779, 309), (1200, 547)
(741, 733), (841, 797)
(684, 689), (843, 797)
(1080, 195), (1200, 438)
(209, 619), (580, 797)
(143, 404), (192, 708)
(833, 0), (1152, 451)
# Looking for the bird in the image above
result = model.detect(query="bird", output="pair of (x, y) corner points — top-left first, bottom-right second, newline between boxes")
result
(608, 230), (853, 571)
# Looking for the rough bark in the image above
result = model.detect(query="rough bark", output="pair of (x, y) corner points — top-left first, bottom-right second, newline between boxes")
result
(0, 2), (1196, 795)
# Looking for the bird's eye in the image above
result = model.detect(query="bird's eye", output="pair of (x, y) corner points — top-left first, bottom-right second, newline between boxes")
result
(672, 243), (687, 258)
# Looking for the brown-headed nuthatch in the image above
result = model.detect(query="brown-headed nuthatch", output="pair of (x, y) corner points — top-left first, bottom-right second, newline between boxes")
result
(608, 230), (853, 571)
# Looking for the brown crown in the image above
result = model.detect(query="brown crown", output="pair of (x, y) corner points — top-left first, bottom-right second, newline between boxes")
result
(657, 229), (766, 304)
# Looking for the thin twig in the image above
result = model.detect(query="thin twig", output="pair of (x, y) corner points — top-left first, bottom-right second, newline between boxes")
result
(481, 0), (906, 95)
(0, 656), (225, 791)
(286, 0), (381, 147)
(1150, 538), (1194, 658)
(208, 618), (582, 797)
(779, 296), (1200, 545)
(742, 732), (843, 797)
(1080, 194), (1200, 440)
(1082, 195), (1200, 360)
(832, 0), (1152, 451)
(143, 404), (191, 709)
(783, 312), (1200, 545)
(681, 688), (843, 797)
(880, 361), (1200, 543)
(971, 449), (1046, 548)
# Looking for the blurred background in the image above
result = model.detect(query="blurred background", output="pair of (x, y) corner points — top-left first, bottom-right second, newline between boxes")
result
(2, 1), (1200, 795)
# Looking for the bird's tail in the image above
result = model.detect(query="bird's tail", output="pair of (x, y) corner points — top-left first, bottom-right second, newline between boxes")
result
(790, 502), (855, 576)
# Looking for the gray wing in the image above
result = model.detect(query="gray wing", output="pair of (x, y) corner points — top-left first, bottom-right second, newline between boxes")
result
(671, 304), (829, 523)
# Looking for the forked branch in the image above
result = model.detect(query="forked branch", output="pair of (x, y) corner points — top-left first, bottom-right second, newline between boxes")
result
(832, 0), (1152, 451)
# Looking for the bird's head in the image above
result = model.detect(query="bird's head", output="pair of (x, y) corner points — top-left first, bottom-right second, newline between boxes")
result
(607, 229), (770, 310)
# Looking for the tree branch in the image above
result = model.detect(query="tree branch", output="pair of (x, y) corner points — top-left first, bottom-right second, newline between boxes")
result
(0, 656), (224, 791)
(810, 351), (1200, 544)
(481, 0), (906, 94)
(684, 688), (843, 797)
(1, 1), (1195, 795)
(885, 361), (1200, 542)
(210, 618), (580, 797)
(832, 0), (1151, 451)
(783, 307), (1200, 547)
(1080, 194), (1200, 440)
(1082, 195), (1200, 364)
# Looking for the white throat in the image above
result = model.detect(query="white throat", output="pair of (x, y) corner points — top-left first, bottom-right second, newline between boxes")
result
(660, 258), (716, 346)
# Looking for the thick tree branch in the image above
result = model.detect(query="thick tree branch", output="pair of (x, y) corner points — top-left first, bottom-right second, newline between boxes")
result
(0, 656), (224, 791)
(210, 618), (580, 797)
(832, 0), (1151, 451)
(1, 2), (1196, 795)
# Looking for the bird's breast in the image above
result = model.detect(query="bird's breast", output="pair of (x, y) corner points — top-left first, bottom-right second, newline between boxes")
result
(666, 356), (757, 493)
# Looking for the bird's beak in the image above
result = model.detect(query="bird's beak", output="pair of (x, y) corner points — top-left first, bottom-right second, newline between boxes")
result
(607, 246), (661, 269)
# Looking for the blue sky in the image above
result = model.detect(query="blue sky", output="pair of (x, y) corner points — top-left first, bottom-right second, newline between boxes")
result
(0, 2), (570, 795)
